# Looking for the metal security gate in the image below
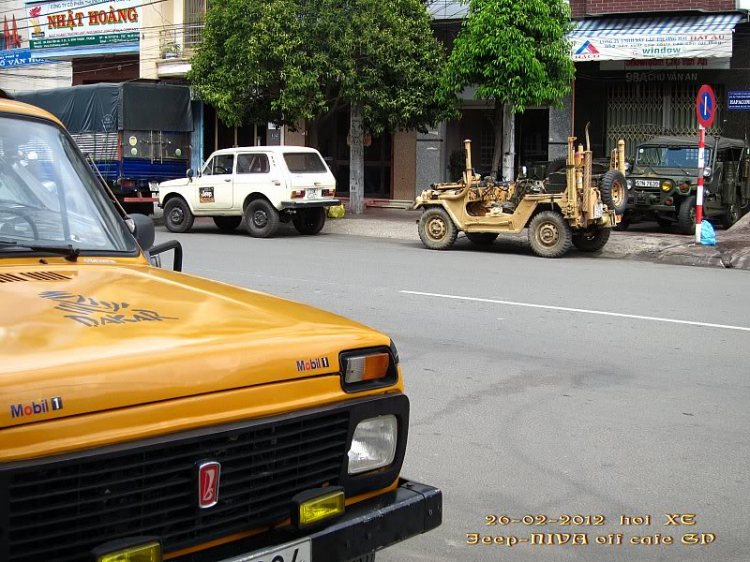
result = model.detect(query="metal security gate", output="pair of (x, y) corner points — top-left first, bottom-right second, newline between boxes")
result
(607, 81), (724, 157)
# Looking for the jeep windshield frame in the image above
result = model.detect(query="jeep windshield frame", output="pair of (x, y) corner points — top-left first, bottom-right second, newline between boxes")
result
(0, 112), (139, 259)
(634, 145), (712, 174)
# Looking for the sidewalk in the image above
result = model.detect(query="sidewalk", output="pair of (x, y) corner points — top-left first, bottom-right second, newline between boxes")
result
(325, 208), (750, 270)
(154, 205), (750, 270)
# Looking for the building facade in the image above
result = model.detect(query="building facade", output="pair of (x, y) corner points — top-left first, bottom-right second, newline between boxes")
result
(0, 0), (72, 93)
(569, 0), (750, 158)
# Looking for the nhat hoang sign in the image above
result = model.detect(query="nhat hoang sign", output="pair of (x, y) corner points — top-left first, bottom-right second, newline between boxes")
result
(26, 0), (141, 51)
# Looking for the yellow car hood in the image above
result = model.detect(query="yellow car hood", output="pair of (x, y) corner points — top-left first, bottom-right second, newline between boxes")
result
(0, 263), (387, 428)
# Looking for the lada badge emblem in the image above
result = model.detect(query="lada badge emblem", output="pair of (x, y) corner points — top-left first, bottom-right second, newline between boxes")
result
(197, 461), (221, 509)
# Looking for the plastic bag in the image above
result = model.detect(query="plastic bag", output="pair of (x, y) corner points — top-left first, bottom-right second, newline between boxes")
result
(328, 205), (345, 219)
(700, 220), (716, 246)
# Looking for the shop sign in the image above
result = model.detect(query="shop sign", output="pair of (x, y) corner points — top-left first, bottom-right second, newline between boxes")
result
(571, 33), (733, 62)
(600, 58), (730, 71)
(26, 0), (141, 52)
(0, 48), (55, 67)
(727, 91), (750, 112)
(625, 72), (698, 83)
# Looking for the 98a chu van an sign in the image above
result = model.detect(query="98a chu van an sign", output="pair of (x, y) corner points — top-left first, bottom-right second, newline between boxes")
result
(26, 0), (141, 52)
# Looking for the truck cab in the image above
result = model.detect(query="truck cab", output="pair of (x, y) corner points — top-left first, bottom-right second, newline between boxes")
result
(0, 98), (440, 562)
(159, 147), (340, 238)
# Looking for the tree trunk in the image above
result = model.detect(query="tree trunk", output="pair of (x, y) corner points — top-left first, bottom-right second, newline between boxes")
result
(306, 119), (319, 149)
(490, 103), (503, 179)
(501, 104), (515, 182)
(349, 104), (365, 215)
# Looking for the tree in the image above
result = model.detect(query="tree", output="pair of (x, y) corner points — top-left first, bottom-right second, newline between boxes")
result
(189, 0), (454, 214)
(444, 0), (574, 181)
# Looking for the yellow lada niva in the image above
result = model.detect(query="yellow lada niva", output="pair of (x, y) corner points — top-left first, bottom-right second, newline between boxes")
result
(0, 95), (441, 562)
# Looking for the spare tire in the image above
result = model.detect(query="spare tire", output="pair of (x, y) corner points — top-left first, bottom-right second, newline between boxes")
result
(599, 170), (628, 215)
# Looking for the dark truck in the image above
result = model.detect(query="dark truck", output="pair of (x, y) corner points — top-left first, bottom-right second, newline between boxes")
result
(15, 82), (193, 215)
(621, 135), (750, 234)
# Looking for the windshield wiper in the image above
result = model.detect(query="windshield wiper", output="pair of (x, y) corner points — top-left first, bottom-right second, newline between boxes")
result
(0, 239), (81, 261)
(636, 163), (660, 176)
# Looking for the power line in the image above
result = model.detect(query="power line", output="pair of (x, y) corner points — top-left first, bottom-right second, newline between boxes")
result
(5, 0), (169, 33)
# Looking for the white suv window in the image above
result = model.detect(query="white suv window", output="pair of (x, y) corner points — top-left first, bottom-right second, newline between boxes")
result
(203, 154), (234, 176)
(237, 154), (270, 174)
(283, 152), (327, 173)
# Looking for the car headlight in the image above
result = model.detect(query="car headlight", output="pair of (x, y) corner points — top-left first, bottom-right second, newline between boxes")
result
(626, 179), (633, 191)
(703, 166), (712, 178)
(348, 415), (398, 475)
(661, 181), (673, 192)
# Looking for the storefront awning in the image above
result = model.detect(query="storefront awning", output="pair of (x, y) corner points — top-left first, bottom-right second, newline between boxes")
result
(570, 13), (745, 61)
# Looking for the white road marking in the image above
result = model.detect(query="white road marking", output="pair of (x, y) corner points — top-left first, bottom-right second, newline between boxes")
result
(401, 290), (750, 333)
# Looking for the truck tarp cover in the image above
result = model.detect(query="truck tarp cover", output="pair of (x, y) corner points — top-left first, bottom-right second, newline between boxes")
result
(119, 82), (193, 132)
(15, 83), (120, 133)
(15, 82), (193, 133)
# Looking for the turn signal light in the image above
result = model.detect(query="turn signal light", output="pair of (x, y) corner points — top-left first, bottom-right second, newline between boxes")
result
(344, 353), (390, 383)
(292, 487), (345, 529)
(93, 540), (161, 562)
(323, 188), (335, 196)
(291, 190), (306, 199)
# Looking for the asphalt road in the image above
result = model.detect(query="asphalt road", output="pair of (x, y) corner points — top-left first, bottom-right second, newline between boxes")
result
(156, 220), (750, 562)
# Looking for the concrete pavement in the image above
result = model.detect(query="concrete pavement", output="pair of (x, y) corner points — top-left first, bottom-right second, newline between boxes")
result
(153, 206), (750, 268)
(155, 223), (750, 562)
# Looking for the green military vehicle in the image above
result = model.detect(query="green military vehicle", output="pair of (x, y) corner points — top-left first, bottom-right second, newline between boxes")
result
(621, 135), (750, 234)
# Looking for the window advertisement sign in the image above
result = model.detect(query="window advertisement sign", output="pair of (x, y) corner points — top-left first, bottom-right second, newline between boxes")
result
(569, 15), (743, 63)
(571, 34), (734, 62)
(26, 0), (140, 52)
(727, 91), (750, 112)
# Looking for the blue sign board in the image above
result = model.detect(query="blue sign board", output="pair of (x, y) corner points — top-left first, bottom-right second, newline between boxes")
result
(727, 90), (750, 111)
(0, 48), (54, 69)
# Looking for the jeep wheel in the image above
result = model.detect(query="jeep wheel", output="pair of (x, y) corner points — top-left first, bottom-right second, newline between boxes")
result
(528, 211), (572, 258)
(244, 199), (280, 238)
(721, 201), (740, 230)
(600, 170), (628, 215)
(213, 216), (242, 232)
(164, 198), (194, 233)
(572, 227), (611, 252)
(418, 207), (457, 250)
(741, 193), (750, 215)
(293, 208), (326, 235)
(466, 232), (498, 246)
(677, 196), (696, 235)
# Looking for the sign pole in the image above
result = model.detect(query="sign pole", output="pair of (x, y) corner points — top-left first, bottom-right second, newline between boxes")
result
(695, 84), (716, 244)
(695, 125), (705, 244)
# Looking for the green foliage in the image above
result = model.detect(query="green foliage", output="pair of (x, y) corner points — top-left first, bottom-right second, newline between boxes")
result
(189, 0), (456, 133)
(444, 0), (575, 112)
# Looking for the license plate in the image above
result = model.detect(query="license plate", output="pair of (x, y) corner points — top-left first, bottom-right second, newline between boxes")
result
(149, 181), (160, 192)
(594, 202), (603, 219)
(635, 179), (660, 188)
(306, 189), (318, 199)
(220, 539), (311, 562)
